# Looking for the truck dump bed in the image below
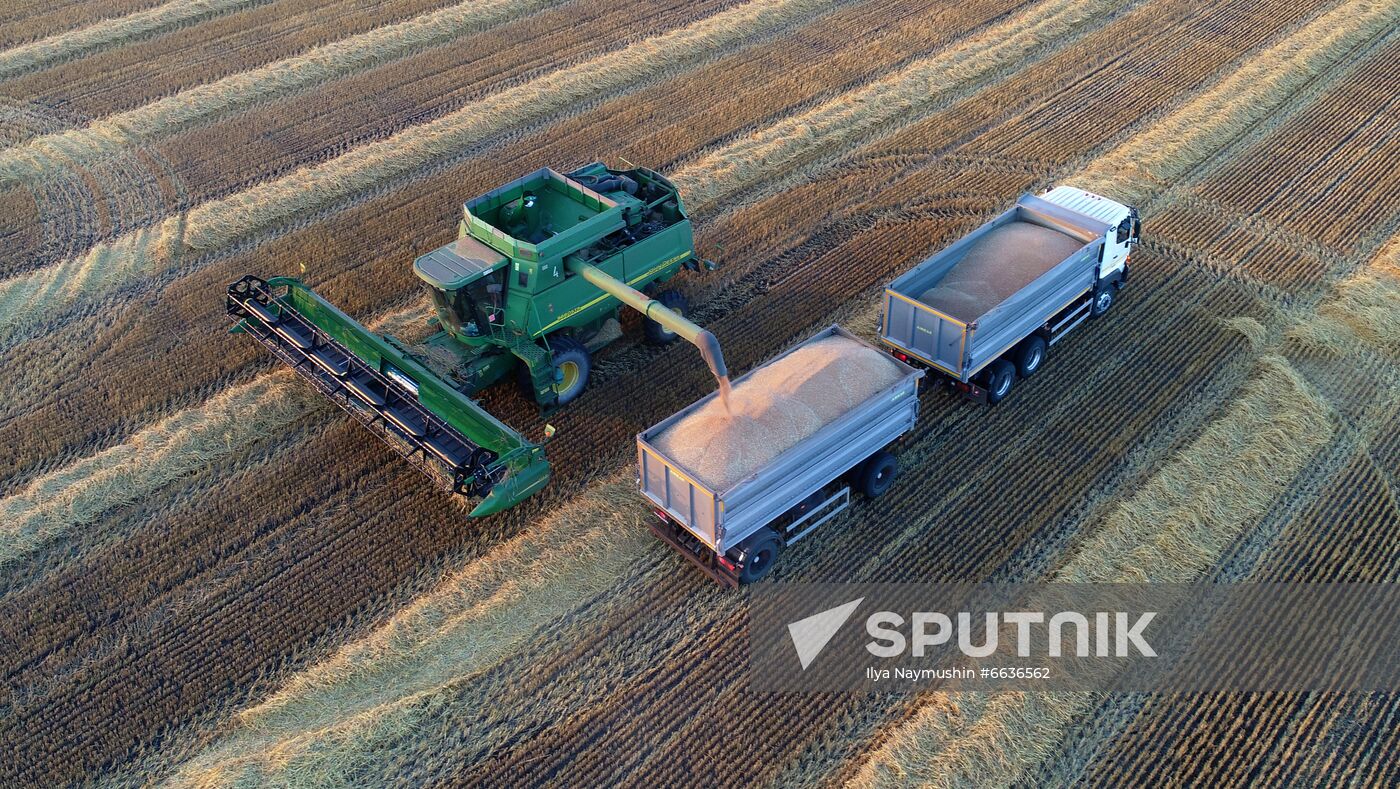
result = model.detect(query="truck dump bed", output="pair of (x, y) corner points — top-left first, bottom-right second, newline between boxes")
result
(637, 325), (921, 555)
(881, 194), (1111, 381)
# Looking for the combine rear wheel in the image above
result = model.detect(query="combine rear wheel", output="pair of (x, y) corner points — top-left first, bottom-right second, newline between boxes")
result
(550, 336), (591, 405)
(645, 290), (689, 344)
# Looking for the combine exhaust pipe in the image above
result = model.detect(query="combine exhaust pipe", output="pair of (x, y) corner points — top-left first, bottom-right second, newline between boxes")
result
(568, 259), (727, 380)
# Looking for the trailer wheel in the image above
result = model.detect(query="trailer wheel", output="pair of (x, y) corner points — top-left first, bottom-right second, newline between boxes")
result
(985, 359), (1016, 404)
(1090, 286), (1115, 317)
(1014, 336), (1047, 379)
(858, 450), (899, 498)
(645, 290), (689, 344)
(549, 336), (591, 405)
(738, 528), (782, 584)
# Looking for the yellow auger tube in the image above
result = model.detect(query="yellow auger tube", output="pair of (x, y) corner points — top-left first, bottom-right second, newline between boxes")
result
(567, 259), (728, 379)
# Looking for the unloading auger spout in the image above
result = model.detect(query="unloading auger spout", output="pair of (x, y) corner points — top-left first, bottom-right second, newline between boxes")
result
(568, 259), (728, 381)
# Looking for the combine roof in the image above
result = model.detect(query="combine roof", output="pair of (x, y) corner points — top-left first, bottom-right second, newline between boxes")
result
(413, 235), (508, 290)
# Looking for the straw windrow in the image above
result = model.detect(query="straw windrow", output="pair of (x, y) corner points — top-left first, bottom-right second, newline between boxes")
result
(0, 0), (555, 186)
(1075, 0), (1400, 204)
(0, 0), (265, 81)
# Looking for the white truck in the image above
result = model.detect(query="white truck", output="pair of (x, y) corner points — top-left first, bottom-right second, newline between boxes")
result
(879, 186), (1140, 403)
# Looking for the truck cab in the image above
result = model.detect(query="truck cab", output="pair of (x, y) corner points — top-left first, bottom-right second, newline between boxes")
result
(1039, 185), (1141, 283)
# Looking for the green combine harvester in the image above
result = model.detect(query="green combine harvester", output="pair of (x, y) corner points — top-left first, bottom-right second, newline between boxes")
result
(227, 163), (727, 516)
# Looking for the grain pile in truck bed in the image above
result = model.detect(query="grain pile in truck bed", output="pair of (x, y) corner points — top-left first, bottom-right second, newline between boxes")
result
(652, 335), (905, 491)
(919, 220), (1085, 320)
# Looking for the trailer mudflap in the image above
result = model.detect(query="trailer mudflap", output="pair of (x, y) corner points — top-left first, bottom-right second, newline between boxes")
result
(227, 274), (550, 516)
(950, 378), (990, 405)
(647, 511), (739, 588)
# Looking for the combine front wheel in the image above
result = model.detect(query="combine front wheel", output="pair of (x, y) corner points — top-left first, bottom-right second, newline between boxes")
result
(550, 336), (591, 405)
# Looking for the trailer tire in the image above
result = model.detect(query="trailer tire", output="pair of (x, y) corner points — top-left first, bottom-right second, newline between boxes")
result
(645, 290), (688, 344)
(549, 336), (591, 405)
(1090, 286), (1115, 317)
(858, 450), (899, 498)
(985, 359), (1016, 404)
(738, 528), (782, 584)
(1014, 335), (1047, 379)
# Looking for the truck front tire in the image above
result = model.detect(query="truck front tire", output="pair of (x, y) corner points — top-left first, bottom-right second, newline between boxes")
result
(858, 450), (899, 498)
(985, 359), (1016, 404)
(1091, 286), (1115, 317)
(738, 528), (782, 584)
(549, 336), (591, 405)
(645, 290), (689, 344)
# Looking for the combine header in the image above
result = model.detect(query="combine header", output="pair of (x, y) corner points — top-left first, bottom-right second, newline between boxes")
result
(228, 163), (724, 516)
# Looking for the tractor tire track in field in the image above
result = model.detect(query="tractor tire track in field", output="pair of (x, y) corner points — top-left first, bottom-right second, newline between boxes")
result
(0, 0), (557, 188)
(1055, 244), (1400, 788)
(0, 0), (853, 351)
(150, 0), (1366, 777)
(0, 99), (189, 270)
(0, 0), (267, 81)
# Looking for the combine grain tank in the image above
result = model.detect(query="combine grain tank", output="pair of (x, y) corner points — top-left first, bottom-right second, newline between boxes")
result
(880, 186), (1140, 403)
(637, 325), (923, 586)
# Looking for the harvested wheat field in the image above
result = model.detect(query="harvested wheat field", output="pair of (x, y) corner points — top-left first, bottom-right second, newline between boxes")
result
(1, 0), (1397, 785)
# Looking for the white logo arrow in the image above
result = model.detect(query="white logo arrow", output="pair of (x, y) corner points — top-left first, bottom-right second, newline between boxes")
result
(787, 598), (864, 670)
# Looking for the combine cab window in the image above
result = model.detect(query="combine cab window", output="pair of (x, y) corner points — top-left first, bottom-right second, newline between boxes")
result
(425, 270), (506, 336)
(426, 286), (465, 331)
(464, 268), (507, 330)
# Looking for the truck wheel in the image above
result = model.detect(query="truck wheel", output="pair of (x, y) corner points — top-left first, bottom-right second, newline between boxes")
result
(858, 450), (899, 498)
(738, 528), (783, 584)
(985, 359), (1016, 404)
(645, 290), (688, 344)
(1014, 336), (1048, 379)
(549, 336), (591, 405)
(1090, 286), (1115, 317)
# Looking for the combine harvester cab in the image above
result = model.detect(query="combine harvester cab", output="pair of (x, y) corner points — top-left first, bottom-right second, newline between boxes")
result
(229, 162), (722, 516)
(880, 185), (1140, 404)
